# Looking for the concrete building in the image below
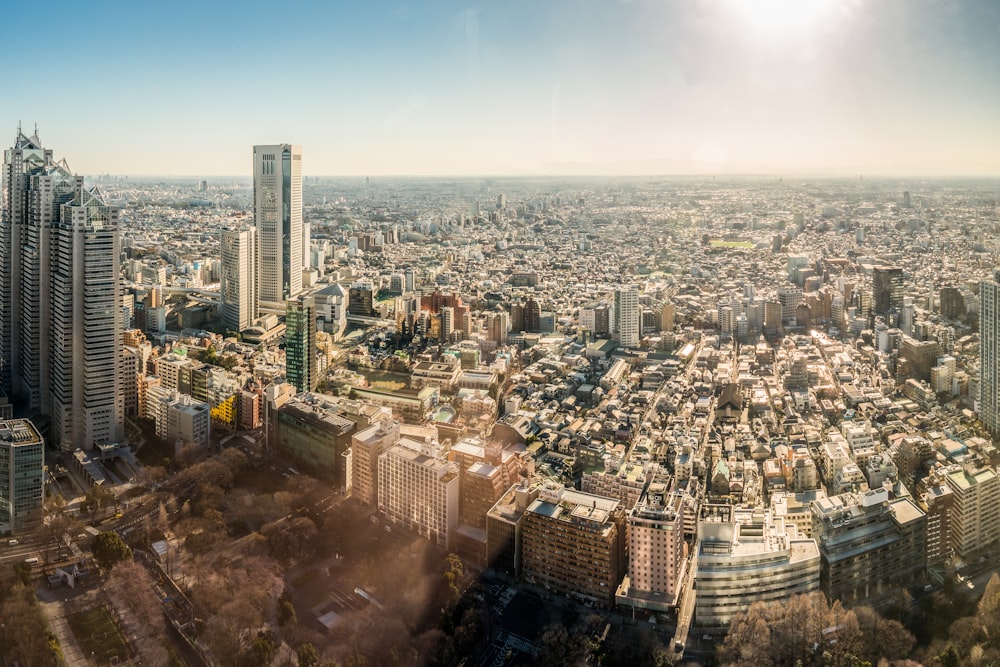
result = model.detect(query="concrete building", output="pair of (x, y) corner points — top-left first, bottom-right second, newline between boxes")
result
(273, 392), (359, 490)
(614, 286), (640, 348)
(149, 387), (210, 449)
(945, 465), (1000, 560)
(521, 485), (626, 607)
(486, 483), (539, 577)
(616, 481), (688, 612)
(351, 419), (400, 506)
(378, 437), (459, 548)
(254, 144), (302, 312)
(980, 271), (1000, 435)
(220, 226), (258, 332)
(0, 419), (45, 535)
(811, 489), (926, 602)
(694, 505), (820, 627)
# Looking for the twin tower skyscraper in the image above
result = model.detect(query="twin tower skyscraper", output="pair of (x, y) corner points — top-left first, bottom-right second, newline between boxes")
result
(221, 144), (304, 332)
(1, 127), (123, 451)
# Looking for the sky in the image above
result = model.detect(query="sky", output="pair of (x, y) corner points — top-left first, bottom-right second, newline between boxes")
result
(4, 0), (1000, 176)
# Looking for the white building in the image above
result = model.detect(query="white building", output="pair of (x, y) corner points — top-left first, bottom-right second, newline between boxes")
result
(614, 286), (639, 348)
(148, 386), (210, 449)
(377, 437), (459, 548)
(980, 272), (1000, 434)
(220, 226), (258, 332)
(695, 505), (820, 627)
(253, 144), (302, 312)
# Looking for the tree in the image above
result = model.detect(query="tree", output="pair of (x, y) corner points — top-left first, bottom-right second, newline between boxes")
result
(92, 531), (133, 570)
(85, 483), (116, 522)
(298, 643), (319, 667)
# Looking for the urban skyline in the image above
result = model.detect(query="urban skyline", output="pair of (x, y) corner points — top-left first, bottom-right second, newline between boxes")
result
(4, 0), (1000, 177)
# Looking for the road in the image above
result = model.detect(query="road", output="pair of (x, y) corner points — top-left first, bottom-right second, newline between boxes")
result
(671, 556), (698, 660)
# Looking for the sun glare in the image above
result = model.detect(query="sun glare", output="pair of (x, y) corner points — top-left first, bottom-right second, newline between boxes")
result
(727, 0), (835, 36)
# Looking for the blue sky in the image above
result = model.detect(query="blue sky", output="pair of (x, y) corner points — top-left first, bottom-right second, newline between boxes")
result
(5, 0), (1000, 175)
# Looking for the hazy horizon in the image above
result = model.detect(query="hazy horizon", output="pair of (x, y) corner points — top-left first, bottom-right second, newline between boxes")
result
(6, 0), (1000, 177)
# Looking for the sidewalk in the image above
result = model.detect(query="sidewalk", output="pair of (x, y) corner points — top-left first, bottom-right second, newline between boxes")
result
(36, 590), (91, 667)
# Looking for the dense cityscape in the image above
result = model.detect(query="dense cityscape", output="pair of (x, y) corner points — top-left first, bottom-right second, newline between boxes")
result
(2, 125), (1000, 666)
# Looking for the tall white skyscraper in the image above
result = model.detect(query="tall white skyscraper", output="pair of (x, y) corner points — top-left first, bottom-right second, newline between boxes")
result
(253, 144), (302, 312)
(2, 128), (123, 451)
(220, 226), (258, 332)
(614, 285), (640, 349)
(980, 271), (1000, 435)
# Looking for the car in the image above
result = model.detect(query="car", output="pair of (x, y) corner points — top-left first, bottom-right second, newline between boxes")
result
(967, 580), (976, 590)
(674, 641), (684, 653)
(8, 539), (18, 546)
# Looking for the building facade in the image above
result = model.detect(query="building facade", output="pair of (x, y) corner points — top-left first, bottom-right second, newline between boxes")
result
(811, 489), (926, 602)
(521, 486), (626, 607)
(253, 144), (302, 312)
(0, 419), (45, 535)
(614, 286), (639, 349)
(220, 226), (258, 332)
(2, 129), (124, 451)
(618, 481), (688, 612)
(694, 505), (820, 627)
(980, 271), (1000, 435)
(377, 437), (459, 548)
(286, 295), (317, 393)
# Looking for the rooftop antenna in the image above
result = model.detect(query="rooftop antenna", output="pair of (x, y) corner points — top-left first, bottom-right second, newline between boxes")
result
(17, 120), (21, 135)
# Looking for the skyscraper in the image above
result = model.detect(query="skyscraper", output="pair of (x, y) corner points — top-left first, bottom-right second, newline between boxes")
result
(0, 418), (45, 535)
(50, 186), (124, 450)
(980, 271), (1000, 435)
(220, 226), (258, 332)
(253, 144), (302, 312)
(614, 286), (639, 348)
(873, 266), (904, 314)
(2, 128), (123, 451)
(286, 295), (317, 393)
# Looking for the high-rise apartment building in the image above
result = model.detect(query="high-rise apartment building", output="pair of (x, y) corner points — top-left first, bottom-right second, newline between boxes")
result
(253, 144), (302, 312)
(980, 271), (1000, 435)
(614, 286), (639, 348)
(0, 418), (45, 535)
(286, 295), (317, 393)
(521, 486), (626, 608)
(1, 129), (123, 451)
(618, 481), (688, 612)
(351, 419), (400, 506)
(945, 465), (1000, 559)
(220, 226), (258, 332)
(378, 437), (460, 548)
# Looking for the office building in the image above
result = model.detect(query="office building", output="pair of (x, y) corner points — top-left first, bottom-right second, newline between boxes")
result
(286, 296), (317, 393)
(873, 266), (904, 314)
(377, 437), (459, 548)
(521, 486), (626, 608)
(272, 392), (360, 490)
(253, 144), (302, 311)
(0, 418), (45, 535)
(614, 286), (639, 348)
(694, 505), (820, 627)
(220, 226), (258, 332)
(980, 271), (1000, 435)
(2, 129), (123, 451)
